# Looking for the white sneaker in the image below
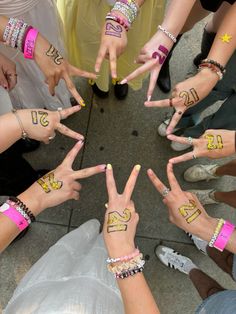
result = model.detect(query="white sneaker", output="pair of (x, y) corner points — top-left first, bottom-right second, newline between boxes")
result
(185, 232), (207, 255)
(157, 118), (180, 137)
(155, 245), (197, 275)
(188, 189), (219, 205)
(170, 138), (192, 151)
(184, 164), (219, 182)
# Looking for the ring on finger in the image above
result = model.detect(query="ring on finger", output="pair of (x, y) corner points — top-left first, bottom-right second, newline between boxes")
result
(48, 134), (56, 141)
(57, 107), (63, 120)
(162, 187), (170, 197)
(169, 98), (173, 107)
(187, 137), (193, 146)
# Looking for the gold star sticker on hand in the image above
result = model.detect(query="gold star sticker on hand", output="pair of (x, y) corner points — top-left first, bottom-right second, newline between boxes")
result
(220, 33), (232, 43)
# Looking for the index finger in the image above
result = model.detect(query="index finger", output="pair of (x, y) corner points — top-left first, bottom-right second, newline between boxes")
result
(123, 165), (141, 202)
(166, 111), (183, 135)
(74, 164), (106, 179)
(95, 45), (107, 73)
(166, 163), (181, 191)
(109, 49), (117, 79)
(61, 140), (84, 168)
(106, 164), (118, 200)
(56, 122), (84, 141)
(63, 73), (86, 107)
(120, 58), (156, 84)
(147, 168), (168, 195)
(147, 68), (160, 100)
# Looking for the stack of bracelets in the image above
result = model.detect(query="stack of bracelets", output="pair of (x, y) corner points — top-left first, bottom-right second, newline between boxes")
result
(209, 218), (235, 252)
(0, 196), (35, 231)
(3, 17), (38, 59)
(198, 58), (226, 81)
(106, 0), (139, 31)
(106, 248), (145, 279)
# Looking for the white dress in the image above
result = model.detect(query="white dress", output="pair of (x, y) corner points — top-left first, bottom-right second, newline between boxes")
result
(0, 0), (71, 110)
(4, 219), (124, 314)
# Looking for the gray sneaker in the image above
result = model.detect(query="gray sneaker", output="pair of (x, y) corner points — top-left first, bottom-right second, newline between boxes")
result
(155, 245), (197, 275)
(188, 189), (219, 205)
(184, 164), (219, 182)
(158, 118), (180, 137)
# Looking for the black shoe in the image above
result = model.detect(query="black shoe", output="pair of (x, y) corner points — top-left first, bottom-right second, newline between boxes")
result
(12, 138), (40, 154)
(92, 83), (109, 98)
(157, 61), (171, 93)
(156, 34), (183, 94)
(114, 82), (128, 100)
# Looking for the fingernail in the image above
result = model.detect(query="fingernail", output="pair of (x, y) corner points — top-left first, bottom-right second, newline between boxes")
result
(78, 139), (84, 144)
(120, 79), (127, 85)
(80, 100), (86, 107)
(105, 203), (108, 208)
(99, 164), (107, 170)
(95, 68), (99, 73)
(147, 95), (151, 101)
(135, 164), (141, 171)
(147, 168), (153, 175)
(107, 164), (112, 170)
(4, 85), (8, 90)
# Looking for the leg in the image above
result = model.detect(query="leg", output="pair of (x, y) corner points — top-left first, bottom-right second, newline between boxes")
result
(206, 247), (234, 278)
(189, 268), (225, 300)
(215, 159), (236, 177)
(206, 2), (231, 33)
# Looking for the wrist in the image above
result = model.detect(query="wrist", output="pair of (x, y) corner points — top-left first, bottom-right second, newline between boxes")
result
(195, 216), (218, 242)
(106, 242), (136, 258)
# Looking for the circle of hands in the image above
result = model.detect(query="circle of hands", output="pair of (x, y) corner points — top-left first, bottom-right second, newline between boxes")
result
(3, 19), (235, 252)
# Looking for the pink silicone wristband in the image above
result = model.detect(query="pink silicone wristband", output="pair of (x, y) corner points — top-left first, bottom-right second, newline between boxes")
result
(24, 28), (38, 59)
(0, 203), (29, 231)
(213, 220), (235, 252)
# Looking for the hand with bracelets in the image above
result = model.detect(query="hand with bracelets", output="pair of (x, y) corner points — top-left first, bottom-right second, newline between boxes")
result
(0, 53), (17, 91)
(0, 141), (106, 252)
(168, 129), (236, 164)
(103, 164), (140, 258)
(145, 68), (220, 134)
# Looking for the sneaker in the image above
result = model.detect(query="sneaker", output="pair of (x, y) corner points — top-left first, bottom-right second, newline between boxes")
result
(155, 245), (197, 275)
(185, 232), (207, 255)
(184, 164), (219, 182)
(187, 189), (219, 205)
(158, 118), (180, 137)
(171, 137), (192, 151)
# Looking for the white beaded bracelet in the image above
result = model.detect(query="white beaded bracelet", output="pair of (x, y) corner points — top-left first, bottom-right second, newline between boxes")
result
(158, 25), (177, 43)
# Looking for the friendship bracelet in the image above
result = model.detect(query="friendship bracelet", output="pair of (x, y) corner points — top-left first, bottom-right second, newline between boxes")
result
(9, 196), (36, 222)
(107, 248), (140, 263)
(198, 63), (223, 81)
(107, 254), (144, 273)
(0, 203), (29, 231)
(209, 218), (225, 247)
(201, 59), (226, 74)
(112, 1), (138, 24)
(106, 13), (131, 31)
(157, 25), (177, 43)
(10, 19), (24, 48)
(213, 220), (235, 252)
(12, 109), (28, 140)
(115, 266), (144, 279)
(24, 28), (39, 59)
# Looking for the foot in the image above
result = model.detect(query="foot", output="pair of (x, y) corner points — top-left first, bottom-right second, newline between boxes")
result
(155, 245), (197, 275)
(186, 232), (208, 255)
(184, 164), (219, 182)
(114, 82), (128, 100)
(156, 60), (171, 93)
(158, 118), (181, 137)
(91, 83), (109, 98)
(171, 137), (192, 151)
(188, 189), (219, 205)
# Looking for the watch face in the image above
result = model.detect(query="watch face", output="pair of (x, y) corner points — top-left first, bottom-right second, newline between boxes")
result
(0, 203), (10, 212)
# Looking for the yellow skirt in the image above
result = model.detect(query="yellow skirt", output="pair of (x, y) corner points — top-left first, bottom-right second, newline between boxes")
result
(57, 0), (165, 91)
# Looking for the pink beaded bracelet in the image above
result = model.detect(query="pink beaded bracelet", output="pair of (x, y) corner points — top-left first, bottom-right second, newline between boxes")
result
(106, 248), (140, 264)
(24, 28), (38, 59)
(213, 220), (235, 252)
(106, 13), (131, 31)
(0, 203), (29, 231)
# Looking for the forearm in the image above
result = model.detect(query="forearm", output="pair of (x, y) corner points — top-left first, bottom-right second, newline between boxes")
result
(161, 0), (197, 37)
(117, 274), (160, 314)
(207, 3), (236, 66)
(0, 111), (22, 153)
(0, 16), (9, 41)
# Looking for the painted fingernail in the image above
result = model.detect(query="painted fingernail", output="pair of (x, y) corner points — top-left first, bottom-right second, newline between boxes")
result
(147, 95), (151, 101)
(107, 164), (112, 170)
(80, 100), (86, 107)
(135, 164), (141, 171)
(99, 164), (107, 170)
(120, 79), (127, 85)
(105, 203), (108, 208)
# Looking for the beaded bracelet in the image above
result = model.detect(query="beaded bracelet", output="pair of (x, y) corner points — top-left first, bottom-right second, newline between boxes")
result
(107, 254), (144, 273)
(9, 196), (36, 222)
(201, 59), (226, 74)
(115, 266), (144, 279)
(157, 25), (177, 43)
(106, 13), (131, 31)
(106, 248), (140, 264)
(209, 218), (225, 247)
(112, 1), (138, 25)
(12, 109), (28, 140)
(198, 63), (223, 81)
(10, 19), (24, 48)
